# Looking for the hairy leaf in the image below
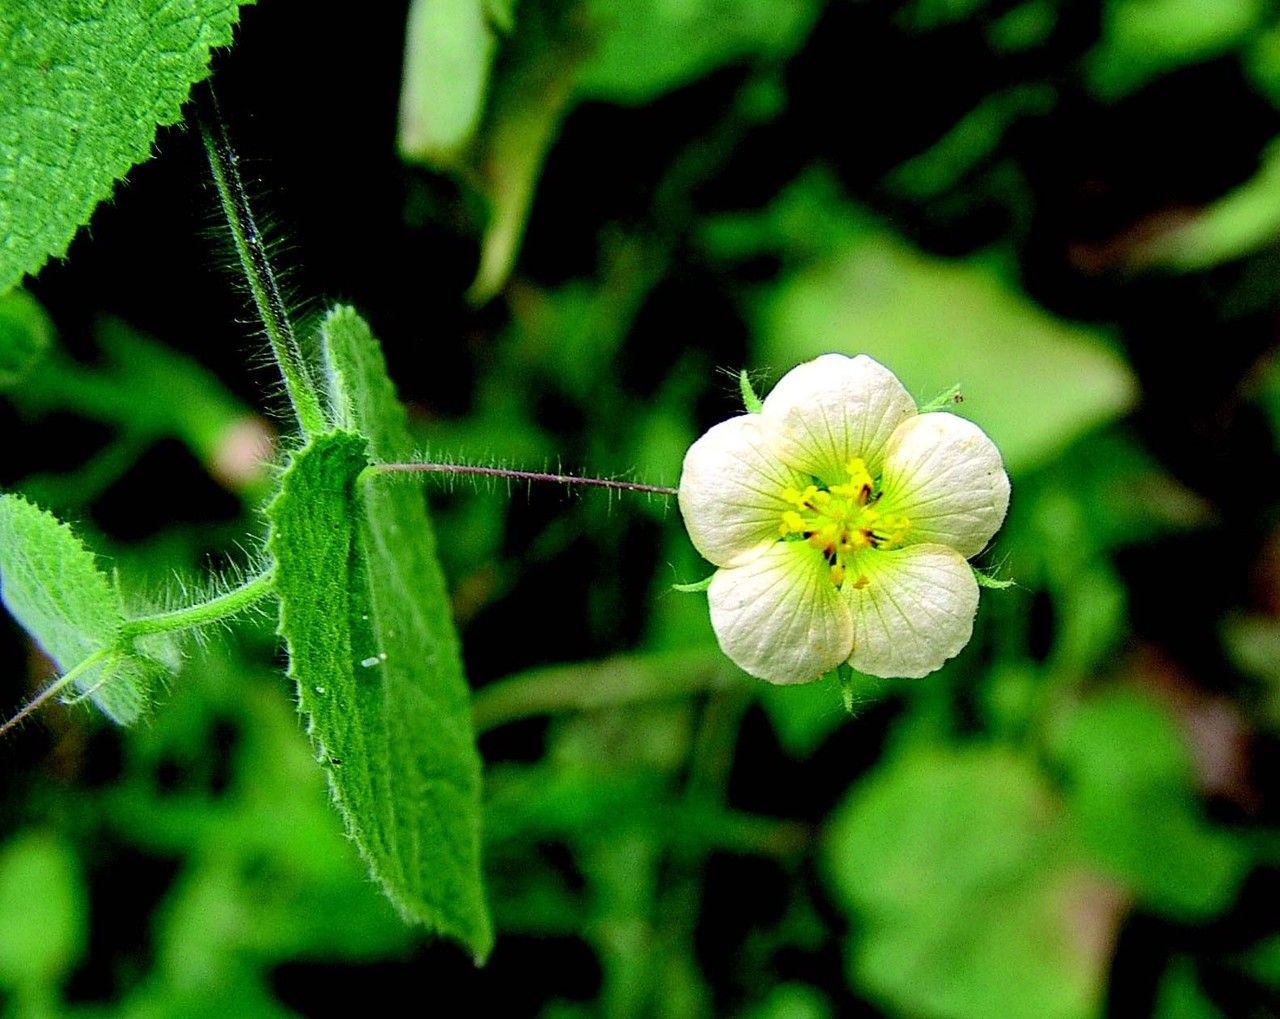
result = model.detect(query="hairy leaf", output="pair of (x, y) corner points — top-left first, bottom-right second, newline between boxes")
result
(270, 416), (490, 950)
(320, 307), (489, 953)
(319, 306), (417, 463)
(0, 495), (155, 723)
(0, 0), (253, 292)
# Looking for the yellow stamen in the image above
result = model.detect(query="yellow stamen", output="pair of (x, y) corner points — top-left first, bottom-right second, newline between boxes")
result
(779, 510), (807, 537)
(775, 459), (910, 588)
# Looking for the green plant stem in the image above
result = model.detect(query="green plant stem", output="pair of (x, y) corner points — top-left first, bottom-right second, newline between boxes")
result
(196, 87), (326, 437)
(372, 461), (678, 497)
(120, 569), (276, 638)
(471, 646), (736, 732)
(0, 646), (114, 737)
(3, 568), (272, 736)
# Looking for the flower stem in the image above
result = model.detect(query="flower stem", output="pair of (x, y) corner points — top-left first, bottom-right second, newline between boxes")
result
(372, 462), (678, 498)
(119, 570), (276, 638)
(196, 86), (326, 438)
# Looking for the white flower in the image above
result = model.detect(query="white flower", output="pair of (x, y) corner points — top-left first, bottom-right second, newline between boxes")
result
(678, 354), (1010, 684)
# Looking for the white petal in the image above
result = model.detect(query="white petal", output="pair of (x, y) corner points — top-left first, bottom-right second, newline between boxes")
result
(709, 541), (853, 685)
(845, 544), (980, 679)
(679, 414), (807, 568)
(877, 412), (1010, 558)
(761, 353), (917, 484)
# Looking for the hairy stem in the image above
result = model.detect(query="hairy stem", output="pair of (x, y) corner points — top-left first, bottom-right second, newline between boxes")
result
(196, 87), (326, 437)
(120, 570), (276, 638)
(372, 462), (678, 497)
(0, 647), (114, 737)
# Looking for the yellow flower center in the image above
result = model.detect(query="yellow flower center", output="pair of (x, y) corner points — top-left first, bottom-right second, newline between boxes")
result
(778, 458), (911, 588)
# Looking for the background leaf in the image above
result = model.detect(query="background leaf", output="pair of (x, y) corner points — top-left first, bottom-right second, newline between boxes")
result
(0, 832), (86, 996)
(1086, 0), (1266, 99)
(398, 0), (496, 165)
(823, 745), (1115, 1019)
(0, 289), (52, 388)
(574, 0), (821, 105)
(1048, 691), (1249, 918)
(751, 190), (1137, 474)
(0, 0), (253, 292)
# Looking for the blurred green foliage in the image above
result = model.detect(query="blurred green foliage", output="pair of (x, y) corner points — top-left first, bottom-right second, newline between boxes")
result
(710, 171), (1138, 472)
(0, 291), (51, 390)
(825, 745), (1108, 1019)
(5, 0), (1280, 1015)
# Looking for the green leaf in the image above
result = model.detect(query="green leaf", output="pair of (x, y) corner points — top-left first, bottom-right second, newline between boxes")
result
(885, 85), (1055, 201)
(575, 0), (821, 105)
(1153, 957), (1226, 1019)
(895, 0), (991, 30)
(0, 0), (254, 292)
(1086, 0), (1266, 99)
(1246, 22), (1280, 107)
(987, 0), (1058, 52)
(0, 832), (86, 992)
(1049, 691), (1249, 919)
(0, 289), (52, 388)
(1241, 934), (1280, 988)
(460, 15), (580, 304)
(743, 983), (831, 1019)
(0, 494), (157, 724)
(1121, 138), (1280, 271)
(319, 306), (416, 463)
(823, 746), (1112, 1019)
(271, 306), (490, 957)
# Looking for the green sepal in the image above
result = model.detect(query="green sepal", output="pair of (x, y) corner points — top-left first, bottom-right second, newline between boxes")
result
(974, 567), (1017, 589)
(820, 662), (889, 717)
(919, 383), (964, 413)
(672, 574), (715, 593)
(739, 369), (764, 413)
